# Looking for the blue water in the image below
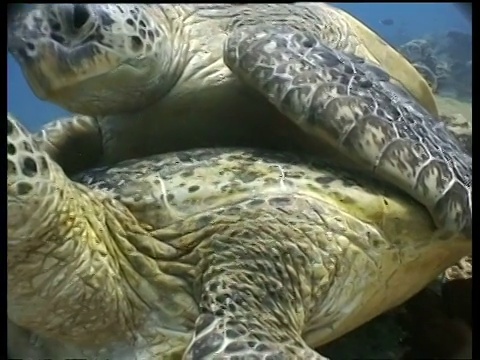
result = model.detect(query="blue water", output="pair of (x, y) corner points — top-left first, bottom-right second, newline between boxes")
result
(7, 3), (471, 131)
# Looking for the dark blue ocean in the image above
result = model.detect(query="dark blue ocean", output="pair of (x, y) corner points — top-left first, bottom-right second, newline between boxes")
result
(7, 3), (471, 130)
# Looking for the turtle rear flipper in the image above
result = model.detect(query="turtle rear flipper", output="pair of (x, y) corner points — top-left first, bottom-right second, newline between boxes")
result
(223, 24), (472, 238)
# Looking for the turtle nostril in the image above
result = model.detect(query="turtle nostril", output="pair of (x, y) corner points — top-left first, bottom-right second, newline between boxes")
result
(72, 4), (90, 30)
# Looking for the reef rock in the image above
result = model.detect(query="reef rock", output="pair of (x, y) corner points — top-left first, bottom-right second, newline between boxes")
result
(399, 31), (472, 102)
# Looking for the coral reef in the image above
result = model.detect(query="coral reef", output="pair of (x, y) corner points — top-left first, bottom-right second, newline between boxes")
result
(399, 31), (472, 102)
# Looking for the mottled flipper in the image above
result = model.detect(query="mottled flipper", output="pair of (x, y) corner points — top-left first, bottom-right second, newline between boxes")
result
(7, 113), (68, 236)
(224, 25), (472, 237)
(184, 314), (327, 360)
(32, 114), (103, 176)
(183, 232), (328, 360)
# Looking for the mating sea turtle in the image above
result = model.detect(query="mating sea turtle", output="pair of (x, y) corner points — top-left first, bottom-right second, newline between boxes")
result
(8, 3), (471, 234)
(7, 112), (471, 359)
(7, 3), (472, 358)
(8, 3), (472, 238)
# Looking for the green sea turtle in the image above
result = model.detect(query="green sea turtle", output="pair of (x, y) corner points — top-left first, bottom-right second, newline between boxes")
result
(7, 112), (471, 359)
(7, 4), (472, 358)
(9, 3), (472, 239)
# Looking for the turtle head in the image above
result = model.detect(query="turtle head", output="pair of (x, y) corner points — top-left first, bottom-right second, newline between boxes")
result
(8, 4), (182, 116)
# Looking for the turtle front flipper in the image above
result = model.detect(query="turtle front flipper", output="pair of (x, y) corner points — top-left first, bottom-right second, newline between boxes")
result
(224, 25), (472, 238)
(183, 231), (328, 360)
(8, 113), (139, 348)
(185, 314), (327, 360)
(32, 114), (103, 176)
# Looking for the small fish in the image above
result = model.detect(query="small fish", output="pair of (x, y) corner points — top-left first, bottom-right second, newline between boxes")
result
(380, 18), (395, 26)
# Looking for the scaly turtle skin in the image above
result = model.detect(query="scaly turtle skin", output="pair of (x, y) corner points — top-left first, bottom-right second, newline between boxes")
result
(8, 4), (471, 236)
(7, 113), (471, 359)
